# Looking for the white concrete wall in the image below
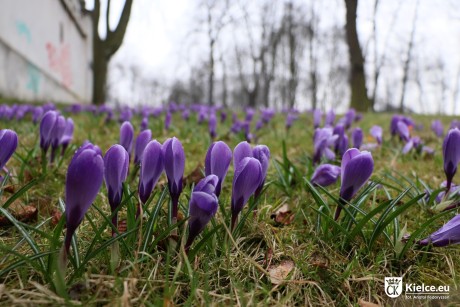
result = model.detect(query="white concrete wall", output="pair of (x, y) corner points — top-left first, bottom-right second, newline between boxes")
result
(0, 0), (93, 103)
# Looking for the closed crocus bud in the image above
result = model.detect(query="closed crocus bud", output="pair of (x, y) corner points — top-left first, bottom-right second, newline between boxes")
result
(163, 137), (185, 222)
(208, 112), (217, 139)
(138, 140), (164, 205)
(253, 145), (270, 198)
(119, 121), (134, 156)
(60, 118), (74, 155)
(313, 109), (322, 128)
(418, 214), (460, 247)
(205, 141), (232, 197)
(352, 128), (363, 149)
(194, 174), (218, 194)
(396, 121), (410, 142)
(335, 148), (373, 220)
(50, 115), (67, 162)
(64, 144), (104, 254)
(313, 128), (337, 164)
(185, 184), (219, 252)
(165, 112), (172, 130)
(140, 117), (149, 131)
(431, 120), (444, 137)
(0, 129), (18, 171)
(325, 110), (335, 127)
(370, 125), (383, 145)
(40, 110), (58, 153)
(104, 145), (129, 236)
(231, 157), (263, 230)
(134, 129), (152, 165)
(443, 128), (460, 192)
(311, 164), (341, 187)
(233, 141), (253, 168)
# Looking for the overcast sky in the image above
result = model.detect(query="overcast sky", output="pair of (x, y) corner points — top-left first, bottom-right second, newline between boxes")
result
(92, 0), (460, 113)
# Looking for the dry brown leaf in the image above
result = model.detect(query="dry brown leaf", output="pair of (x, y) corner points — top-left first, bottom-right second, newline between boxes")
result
(268, 260), (295, 285)
(0, 200), (37, 227)
(358, 298), (380, 307)
(271, 204), (295, 226)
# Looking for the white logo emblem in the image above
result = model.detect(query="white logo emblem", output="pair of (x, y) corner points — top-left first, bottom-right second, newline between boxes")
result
(385, 277), (402, 298)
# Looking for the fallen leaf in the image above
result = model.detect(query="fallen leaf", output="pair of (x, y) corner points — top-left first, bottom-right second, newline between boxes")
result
(270, 204), (295, 226)
(184, 163), (204, 186)
(0, 200), (37, 227)
(268, 260), (295, 285)
(358, 298), (380, 307)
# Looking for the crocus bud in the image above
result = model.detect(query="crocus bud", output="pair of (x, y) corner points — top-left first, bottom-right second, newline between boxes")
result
(194, 174), (218, 194)
(396, 121), (410, 142)
(370, 125), (382, 145)
(253, 145), (270, 198)
(205, 141), (232, 197)
(352, 128), (363, 149)
(119, 121), (134, 156)
(325, 110), (335, 127)
(64, 144), (104, 254)
(134, 129), (152, 165)
(208, 112), (217, 139)
(185, 181), (219, 252)
(0, 129), (18, 171)
(418, 214), (460, 247)
(311, 164), (341, 187)
(60, 118), (74, 155)
(443, 128), (460, 192)
(233, 141), (253, 168)
(165, 112), (172, 130)
(138, 140), (164, 205)
(40, 110), (58, 153)
(50, 115), (66, 162)
(231, 157), (263, 230)
(313, 109), (322, 129)
(163, 137), (185, 222)
(313, 128), (337, 164)
(140, 117), (149, 131)
(335, 148), (374, 220)
(431, 120), (444, 137)
(104, 145), (129, 235)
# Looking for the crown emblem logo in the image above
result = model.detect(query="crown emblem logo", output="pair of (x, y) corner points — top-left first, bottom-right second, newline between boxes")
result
(385, 277), (403, 298)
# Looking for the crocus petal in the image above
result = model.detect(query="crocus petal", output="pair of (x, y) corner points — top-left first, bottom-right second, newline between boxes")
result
(418, 215), (460, 247)
(134, 129), (152, 164)
(0, 129), (18, 170)
(233, 141), (253, 168)
(231, 157), (262, 215)
(205, 141), (232, 196)
(139, 140), (164, 204)
(340, 149), (373, 202)
(311, 164), (341, 187)
(104, 144), (129, 209)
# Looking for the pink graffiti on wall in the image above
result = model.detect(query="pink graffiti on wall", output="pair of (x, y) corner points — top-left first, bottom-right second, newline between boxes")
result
(46, 42), (72, 88)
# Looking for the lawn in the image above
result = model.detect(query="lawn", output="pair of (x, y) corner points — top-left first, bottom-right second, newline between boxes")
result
(0, 105), (459, 306)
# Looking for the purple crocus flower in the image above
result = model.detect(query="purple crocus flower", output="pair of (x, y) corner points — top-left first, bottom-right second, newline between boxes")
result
(220, 110), (227, 123)
(0, 129), (18, 171)
(313, 109), (322, 129)
(104, 145), (129, 236)
(185, 175), (219, 252)
(59, 118), (74, 155)
(285, 113), (298, 130)
(418, 214), (460, 247)
(231, 157), (262, 230)
(182, 109), (190, 121)
(50, 115), (67, 162)
(32, 107), (44, 124)
(313, 128), (338, 164)
(163, 137), (185, 223)
(325, 110), (335, 127)
(205, 141), (232, 197)
(165, 111), (172, 130)
(333, 125), (348, 156)
(352, 128), (363, 149)
(138, 140), (164, 205)
(443, 128), (460, 192)
(402, 137), (422, 154)
(253, 145), (270, 198)
(120, 121), (134, 156)
(310, 164), (341, 187)
(370, 125), (383, 145)
(396, 121), (410, 142)
(63, 143), (104, 254)
(134, 129), (152, 165)
(431, 120), (444, 137)
(140, 117), (149, 131)
(208, 112), (217, 139)
(40, 110), (58, 153)
(335, 148), (374, 220)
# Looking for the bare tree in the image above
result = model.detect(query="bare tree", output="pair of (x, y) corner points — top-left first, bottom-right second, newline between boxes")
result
(344, 0), (371, 111)
(86, 0), (134, 105)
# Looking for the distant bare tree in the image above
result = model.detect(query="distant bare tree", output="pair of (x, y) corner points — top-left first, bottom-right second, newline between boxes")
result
(86, 0), (134, 105)
(344, 0), (371, 111)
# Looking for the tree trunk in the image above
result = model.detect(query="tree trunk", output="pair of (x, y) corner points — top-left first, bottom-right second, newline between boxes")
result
(208, 38), (215, 106)
(344, 0), (371, 112)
